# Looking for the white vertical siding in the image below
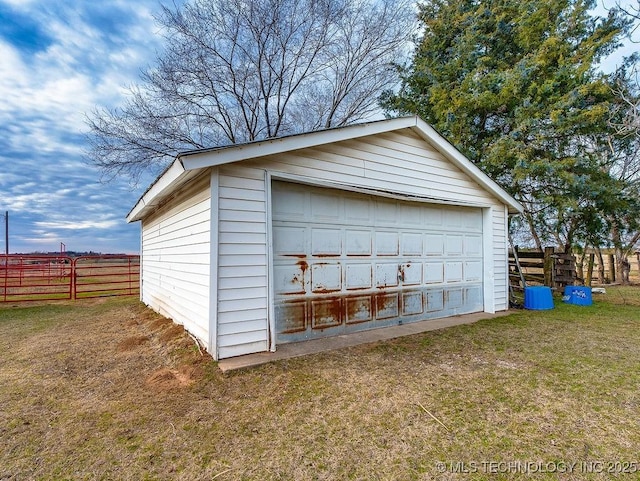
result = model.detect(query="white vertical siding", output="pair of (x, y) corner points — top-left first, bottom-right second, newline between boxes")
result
(209, 168), (220, 360)
(495, 208), (511, 310)
(141, 174), (211, 349)
(210, 129), (511, 358)
(216, 166), (269, 358)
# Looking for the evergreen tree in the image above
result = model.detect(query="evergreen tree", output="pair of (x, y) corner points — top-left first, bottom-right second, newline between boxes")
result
(382, 0), (639, 253)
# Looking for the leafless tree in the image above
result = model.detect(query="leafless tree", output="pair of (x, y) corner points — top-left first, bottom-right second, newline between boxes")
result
(606, 64), (640, 283)
(617, 1), (640, 24)
(610, 65), (640, 142)
(86, 0), (416, 182)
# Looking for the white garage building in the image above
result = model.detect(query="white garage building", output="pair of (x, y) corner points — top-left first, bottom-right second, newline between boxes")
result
(127, 116), (522, 360)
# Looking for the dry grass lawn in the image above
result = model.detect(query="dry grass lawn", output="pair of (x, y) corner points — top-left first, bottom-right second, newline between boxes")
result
(1, 288), (639, 480)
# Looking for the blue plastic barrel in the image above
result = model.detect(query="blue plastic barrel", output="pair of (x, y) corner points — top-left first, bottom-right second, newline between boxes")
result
(524, 286), (554, 310)
(562, 286), (592, 306)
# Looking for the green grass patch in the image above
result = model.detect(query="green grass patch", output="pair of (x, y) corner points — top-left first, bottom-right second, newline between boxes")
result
(1, 288), (639, 479)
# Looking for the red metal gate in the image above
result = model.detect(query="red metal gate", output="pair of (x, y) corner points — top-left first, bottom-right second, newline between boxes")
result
(1, 255), (140, 302)
(1, 255), (73, 302)
(73, 255), (140, 299)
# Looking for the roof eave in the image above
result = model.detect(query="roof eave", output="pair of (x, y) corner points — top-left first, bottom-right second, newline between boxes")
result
(126, 159), (187, 222)
(128, 115), (523, 222)
(179, 116), (420, 170)
(409, 118), (524, 214)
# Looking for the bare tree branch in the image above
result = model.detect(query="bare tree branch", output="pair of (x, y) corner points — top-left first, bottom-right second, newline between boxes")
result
(85, 0), (416, 183)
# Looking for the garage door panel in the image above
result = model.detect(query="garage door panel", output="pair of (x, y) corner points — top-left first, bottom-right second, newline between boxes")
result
(400, 204), (422, 225)
(376, 264), (399, 288)
(376, 293), (400, 319)
(466, 286), (484, 311)
(402, 291), (424, 315)
(401, 233), (423, 256)
(464, 234), (483, 256)
(311, 298), (342, 329)
(425, 208), (443, 226)
(273, 189), (306, 219)
(444, 210), (463, 228)
(345, 197), (372, 223)
(375, 200), (398, 224)
(445, 288), (464, 309)
(274, 265), (306, 295)
(425, 234), (445, 255)
(311, 263), (342, 292)
(276, 301), (307, 333)
(346, 230), (372, 255)
(311, 228), (342, 256)
(426, 289), (444, 312)
(445, 235), (464, 255)
(345, 264), (373, 289)
(445, 262), (463, 282)
(463, 210), (483, 230)
(273, 226), (306, 256)
(346, 296), (373, 323)
(465, 261), (483, 282)
(311, 192), (341, 221)
(400, 262), (422, 285)
(424, 262), (444, 284)
(375, 232), (399, 256)
(272, 181), (483, 343)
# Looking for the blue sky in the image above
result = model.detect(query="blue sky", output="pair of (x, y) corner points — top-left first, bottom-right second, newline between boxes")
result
(0, 0), (636, 254)
(0, 0), (172, 254)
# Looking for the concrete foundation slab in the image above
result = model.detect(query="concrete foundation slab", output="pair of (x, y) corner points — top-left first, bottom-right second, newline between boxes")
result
(218, 310), (512, 373)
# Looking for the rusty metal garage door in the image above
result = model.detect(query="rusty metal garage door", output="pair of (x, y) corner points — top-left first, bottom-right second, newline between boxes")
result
(272, 181), (484, 343)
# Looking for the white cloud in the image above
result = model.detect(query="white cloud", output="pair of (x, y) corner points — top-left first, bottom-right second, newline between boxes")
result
(34, 219), (120, 230)
(21, 232), (62, 244)
(4, 192), (59, 213)
(0, 0), (36, 8)
(0, 1), (163, 139)
(0, 1), (167, 252)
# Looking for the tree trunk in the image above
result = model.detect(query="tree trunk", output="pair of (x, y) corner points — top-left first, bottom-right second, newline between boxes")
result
(621, 256), (631, 284)
(596, 248), (605, 284)
(575, 251), (584, 284)
(586, 253), (595, 287)
(525, 213), (543, 252)
(609, 254), (616, 284)
(616, 246), (631, 284)
(610, 222), (628, 285)
(544, 247), (554, 287)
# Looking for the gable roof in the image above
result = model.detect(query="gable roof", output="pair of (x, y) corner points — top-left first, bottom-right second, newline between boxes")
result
(127, 115), (523, 222)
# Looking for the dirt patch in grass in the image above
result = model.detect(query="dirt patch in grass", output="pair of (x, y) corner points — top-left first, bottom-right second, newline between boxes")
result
(150, 316), (174, 330)
(158, 323), (187, 343)
(117, 335), (150, 351)
(1, 289), (640, 480)
(146, 365), (200, 391)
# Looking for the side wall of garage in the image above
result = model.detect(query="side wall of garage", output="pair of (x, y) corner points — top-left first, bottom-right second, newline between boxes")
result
(214, 129), (509, 359)
(140, 173), (212, 350)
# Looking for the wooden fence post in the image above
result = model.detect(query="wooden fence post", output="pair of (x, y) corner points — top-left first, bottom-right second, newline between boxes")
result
(575, 253), (584, 284)
(596, 249), (605, 284)
(585, 253), (595, 287)
(608, 254), (616, 283)
(543, 247), (554, 287)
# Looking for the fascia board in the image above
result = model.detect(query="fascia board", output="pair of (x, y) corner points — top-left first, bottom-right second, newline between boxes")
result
(126, 159), (187, 222)
(180, 116), (419, 171)
(411, 118), (524, 214)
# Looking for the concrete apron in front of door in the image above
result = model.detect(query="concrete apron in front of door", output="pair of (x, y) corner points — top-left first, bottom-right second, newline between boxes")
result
(217, 310), (511, 373)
